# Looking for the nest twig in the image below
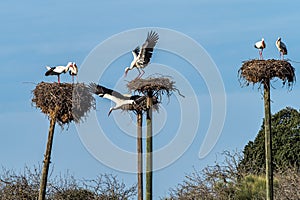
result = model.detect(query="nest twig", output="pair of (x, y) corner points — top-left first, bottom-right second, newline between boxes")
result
(32, 82), (95, 126)
(127, 75), (184, 98)
(238, 59), (295, 88)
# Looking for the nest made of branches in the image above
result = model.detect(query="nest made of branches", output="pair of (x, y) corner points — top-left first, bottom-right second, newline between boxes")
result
(32, 82), (95, 126)
(238, 59), (295, 88)
(127, 75), (183, 98)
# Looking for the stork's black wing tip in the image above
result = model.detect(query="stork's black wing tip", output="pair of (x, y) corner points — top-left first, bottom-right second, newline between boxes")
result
(148, 30), (159, 39)
(133, 46), (140, 55)
(88, 83), (99, 94)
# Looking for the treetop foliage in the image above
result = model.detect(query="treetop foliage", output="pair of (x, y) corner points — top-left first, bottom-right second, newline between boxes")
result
(239, 107), (300, 174)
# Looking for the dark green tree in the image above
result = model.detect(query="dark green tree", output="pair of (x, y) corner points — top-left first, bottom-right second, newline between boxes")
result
(240, 107), (300, 174)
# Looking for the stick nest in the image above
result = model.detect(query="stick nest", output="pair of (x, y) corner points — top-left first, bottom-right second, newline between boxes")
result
(32, 82), (95, 126)
(238, 59), (295, 88)
(127, 75), (183, 98)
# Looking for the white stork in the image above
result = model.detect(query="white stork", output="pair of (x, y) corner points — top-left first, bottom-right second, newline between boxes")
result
(254, 38), (266, 59)
(89, 83), (144, 116)
(45, 62), (73, 83)
(69, 62), (78, 83)
(276, 37), (287, 60)
(124, 31), (159, 79)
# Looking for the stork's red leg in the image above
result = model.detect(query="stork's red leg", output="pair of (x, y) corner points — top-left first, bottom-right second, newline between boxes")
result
(135, 68), (142, 80)
(259, 51), (262, 59)
(58, 75), (60, 84)
(140, 69), (145, 78)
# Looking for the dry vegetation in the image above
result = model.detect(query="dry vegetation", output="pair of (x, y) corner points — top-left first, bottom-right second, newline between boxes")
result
(165, 151), (300, 200)
(238, 59), (295, 88)
(0, 166), (137, 200)
(32, 82), (95, 126)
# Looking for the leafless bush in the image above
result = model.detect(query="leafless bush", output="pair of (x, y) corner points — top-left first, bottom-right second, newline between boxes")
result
(83, 174), (137, 200)
(164, 151), (300, 200)
(0, 166), (41, 200)
(165, 151), (242, 200)
(274, 168), (300, 200)
(0, 166), (137, 200)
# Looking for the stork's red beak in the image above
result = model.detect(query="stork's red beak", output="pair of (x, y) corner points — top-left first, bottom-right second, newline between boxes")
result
(124, 68), (129, 78)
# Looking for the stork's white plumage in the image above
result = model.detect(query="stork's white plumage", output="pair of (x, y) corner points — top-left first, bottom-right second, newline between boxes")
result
(45, 62), (73, 83)
(124, 31), (159, 79)
(89, 83), (144, 116)
(276, 37), (287, 60)
(254, 38), (266, 59)
(69, 62), (78, 83)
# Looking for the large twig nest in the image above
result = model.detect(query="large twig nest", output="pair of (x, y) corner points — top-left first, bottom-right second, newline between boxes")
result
(238, 59), (295, 88)
(32, 82), (95, 126)
(127, 75), (183, 98)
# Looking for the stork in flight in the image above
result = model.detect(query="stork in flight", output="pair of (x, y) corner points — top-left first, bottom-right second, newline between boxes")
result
(276, 37), (287, 60)
(45, 62), (73, 83)
(69, 62), (78, 83)
(124, 31), (159, 79)
(254, 38), (266, 60)
(89, 83), (145, 116)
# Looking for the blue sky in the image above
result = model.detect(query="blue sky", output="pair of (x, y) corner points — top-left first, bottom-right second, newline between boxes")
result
(1, 0), (300, 198)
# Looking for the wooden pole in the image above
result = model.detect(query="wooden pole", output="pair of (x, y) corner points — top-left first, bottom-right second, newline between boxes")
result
(38, 110), (57, 200)
(146, 91), (153, 200)
(264, 79), (273, 200)
(137, 111), (143, 200)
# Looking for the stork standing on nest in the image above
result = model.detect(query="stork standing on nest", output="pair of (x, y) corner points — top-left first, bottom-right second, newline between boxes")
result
(89, 83), (145, 116)
(276, 37), (287, 60)
(124, 31), (159, 79)
(45, 62), (73, 83)
(69, 62), (78, 83)
(254, 38), (266, 60)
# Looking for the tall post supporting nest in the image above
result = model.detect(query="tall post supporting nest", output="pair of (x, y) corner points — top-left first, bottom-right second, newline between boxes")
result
(38, 107), (58, 200)
(137, 111), (143, 200)
(127, 76), (180, 200)
(238, 59), (295, 200)
(32, 82), (95, 200)
(88, 82), (165, 200)
(264, 79), (273, 200)
(146, 91), (153, 200)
